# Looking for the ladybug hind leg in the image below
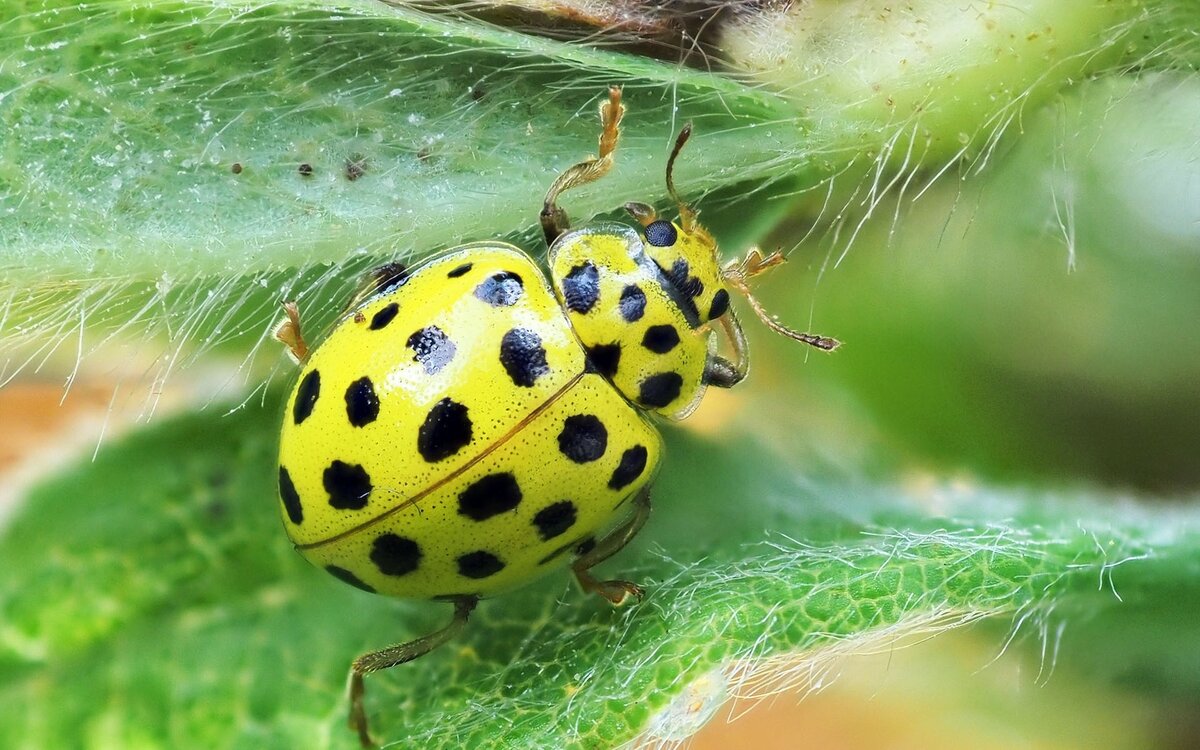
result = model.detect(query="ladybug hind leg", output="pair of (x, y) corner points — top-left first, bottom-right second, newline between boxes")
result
(572, 487), (652, 606)
(347, 596), (479, 748)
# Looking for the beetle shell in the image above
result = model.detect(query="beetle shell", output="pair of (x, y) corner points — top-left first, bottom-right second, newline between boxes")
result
(549, 222), (715, 420)
(277, 244), (663, 598)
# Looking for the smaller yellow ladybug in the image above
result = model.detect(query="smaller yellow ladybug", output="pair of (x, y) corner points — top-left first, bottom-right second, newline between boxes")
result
(273, 87), (838, 747)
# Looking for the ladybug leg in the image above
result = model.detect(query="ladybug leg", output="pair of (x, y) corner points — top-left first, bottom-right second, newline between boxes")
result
(572, 487), (652, 606)
(272, 301), (309, 364)
(722, 248), (841, 351)
(704, 356), (744, 388)
(704, 312), (749, 388)
(541, 86), (624, 247)
(347, 596), (479, 748)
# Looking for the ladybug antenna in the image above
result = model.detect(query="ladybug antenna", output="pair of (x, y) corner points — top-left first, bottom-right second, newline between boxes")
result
(723, 248), (841, 352)
(665, 123), (699, 233)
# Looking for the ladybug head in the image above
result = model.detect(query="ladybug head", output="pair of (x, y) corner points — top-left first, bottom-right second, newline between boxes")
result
(622, 210), (728, 327)
(624, 125), (839, 352)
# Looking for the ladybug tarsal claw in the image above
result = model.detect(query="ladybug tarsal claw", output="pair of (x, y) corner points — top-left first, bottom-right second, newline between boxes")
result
(614, 581), (646, 606)
(745, 248), (788, 277)
(590, 578), (644, 606)
(624, 201), (657, 226)
(273, 300), (309, 364)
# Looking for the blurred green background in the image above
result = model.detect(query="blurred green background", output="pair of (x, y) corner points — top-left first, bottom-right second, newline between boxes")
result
(680, 70), (1200, 749)
(743, 72), (1200, 494)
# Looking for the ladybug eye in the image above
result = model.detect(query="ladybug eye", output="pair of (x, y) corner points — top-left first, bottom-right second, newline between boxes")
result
(644, 220), (677, 247)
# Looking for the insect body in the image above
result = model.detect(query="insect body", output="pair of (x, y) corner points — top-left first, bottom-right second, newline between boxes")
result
(279, 244), (662, 599)
(274, 88), (837, 747)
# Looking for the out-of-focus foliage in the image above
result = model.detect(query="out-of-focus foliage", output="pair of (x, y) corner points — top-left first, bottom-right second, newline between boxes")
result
(1, 386), (1196, 748)
(2, 0), (1193, 386)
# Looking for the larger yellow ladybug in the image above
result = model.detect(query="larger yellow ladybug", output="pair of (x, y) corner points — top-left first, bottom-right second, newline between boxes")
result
(274, 87), (838, 747)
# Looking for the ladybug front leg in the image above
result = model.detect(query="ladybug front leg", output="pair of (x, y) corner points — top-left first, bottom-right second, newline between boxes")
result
(347, 596), (479, 748)
(540, 86), (624, 247)
(572, 487), (652, 606)
(704, 311), (750, 389)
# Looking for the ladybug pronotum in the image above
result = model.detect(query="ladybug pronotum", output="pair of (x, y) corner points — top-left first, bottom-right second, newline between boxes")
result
(273, 87), (839, 747)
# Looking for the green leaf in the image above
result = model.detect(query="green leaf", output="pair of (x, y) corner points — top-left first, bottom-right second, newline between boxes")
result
(0, 0), (793, 283)
(1, 395), (1195, 748)
(4, 0), (1198, 397)
(2, 0), (1193, 327)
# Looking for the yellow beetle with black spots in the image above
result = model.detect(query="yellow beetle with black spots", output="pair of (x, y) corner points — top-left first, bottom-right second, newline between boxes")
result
(273, 87), (838, 747)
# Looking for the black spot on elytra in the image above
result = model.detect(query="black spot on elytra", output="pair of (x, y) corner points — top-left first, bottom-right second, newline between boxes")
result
(447, 262), (473, 278)
(344, 377), (380, 427)
(326, 565), (376, 593)
(474, 271), (524, 307)
(557, 414), (608, 463)
(639, 372), (683, 408)
(585, 343), (621, 378)
(369, 303), (399, 330)
(323, 460), (372, 510)
(533, 500), (577, 541)
(407, 325), (457, 375)
(417, 398), (473, 462)
(708, 289), (730, 320)
(278, 466), (303, 524)
(562, 262), (600, 314)
(645, 220), (677, 247)
(293, 369), (320, 425)
(619, 285), (647, 322)
(499, 328), (550, 387)
(458, 473), (523, 521)
(641, 324), (680, 354)
(457, 550), (505, 579)
(666, 258), (704, 300)
(371, 534), (422, 576)
(608, 445), (649, 490)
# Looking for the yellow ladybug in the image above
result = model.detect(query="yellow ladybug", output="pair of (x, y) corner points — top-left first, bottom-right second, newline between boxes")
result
(273, 87), (838, 747)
